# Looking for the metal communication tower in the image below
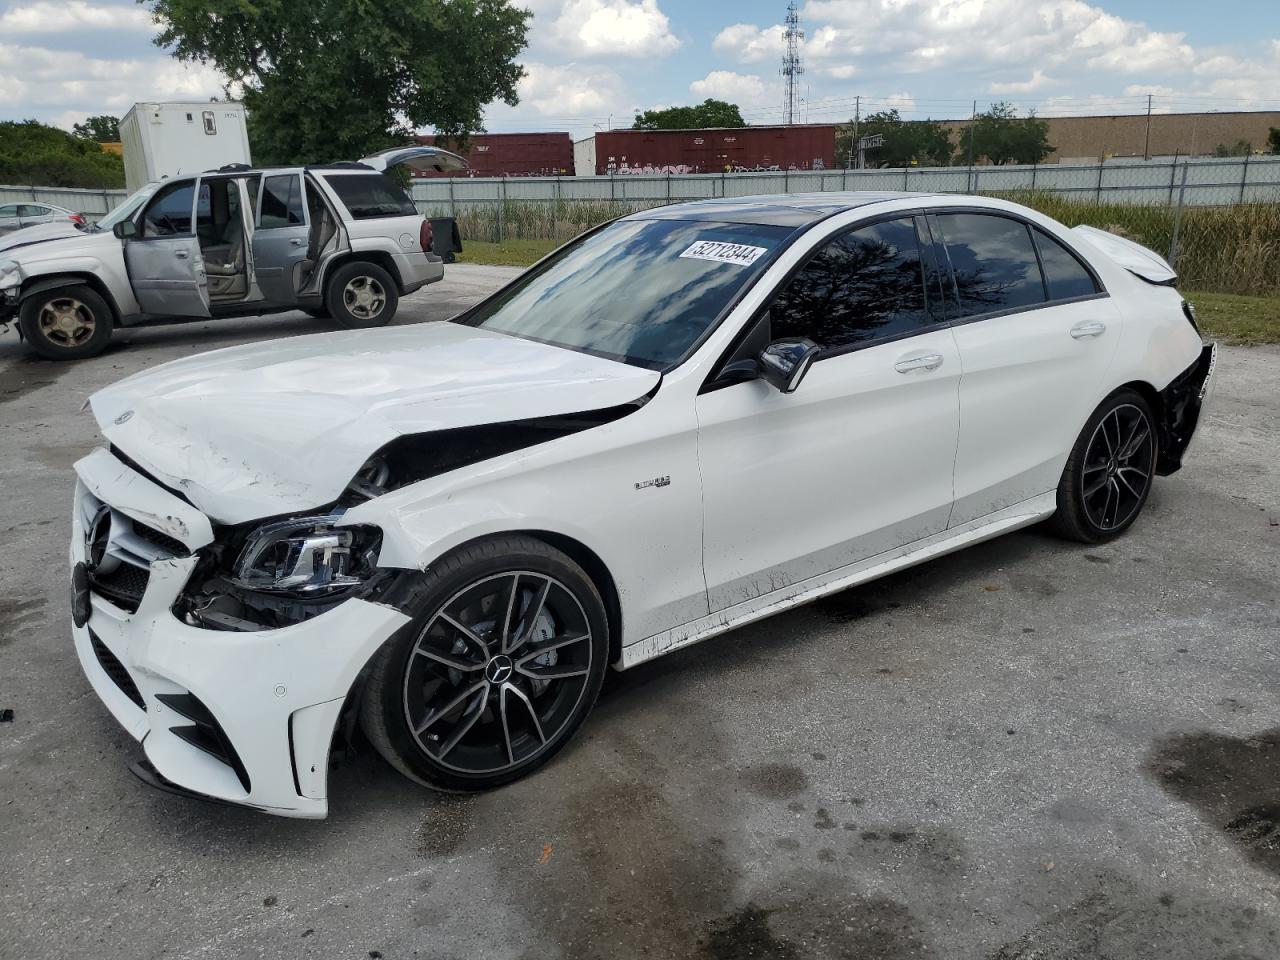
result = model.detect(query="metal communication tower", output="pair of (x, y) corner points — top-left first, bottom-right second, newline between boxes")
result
(781, 2), (804, 125)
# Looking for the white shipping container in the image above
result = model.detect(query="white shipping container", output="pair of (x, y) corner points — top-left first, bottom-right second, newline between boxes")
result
(119, 101), (252, 193)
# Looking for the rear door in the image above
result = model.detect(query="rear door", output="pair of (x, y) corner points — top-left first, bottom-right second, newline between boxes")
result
(935, 210), (1120, 525)
(18, 204), (54, 227)
(250, 170), (309, 303)
(123, 178), (211, 317)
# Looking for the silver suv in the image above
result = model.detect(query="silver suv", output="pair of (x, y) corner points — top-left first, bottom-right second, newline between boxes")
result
(0, 146), (465, 360)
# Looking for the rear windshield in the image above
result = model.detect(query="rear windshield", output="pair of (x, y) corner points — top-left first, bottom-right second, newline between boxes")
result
(456, 218), (793, 370)
(322, 173), (417, 219)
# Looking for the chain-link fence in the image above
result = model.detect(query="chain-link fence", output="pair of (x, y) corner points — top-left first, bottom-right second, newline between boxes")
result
(411, 156), (1280, 295)
(6, 156), (1277, 294)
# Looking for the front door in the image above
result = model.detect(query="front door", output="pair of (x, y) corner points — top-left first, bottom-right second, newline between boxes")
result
(697, 215), (961, 612)
(930, 211), (1122, 526)
(251, 171), (310, 304)
(123, 178), (211, 317)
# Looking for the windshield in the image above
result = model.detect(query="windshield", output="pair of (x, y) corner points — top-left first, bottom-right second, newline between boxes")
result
(456, 218), (792, 369)
(94, 182), (162, 231)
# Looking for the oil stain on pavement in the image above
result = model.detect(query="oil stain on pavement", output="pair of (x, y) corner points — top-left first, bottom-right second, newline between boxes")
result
(1147, 726), (1280, 876)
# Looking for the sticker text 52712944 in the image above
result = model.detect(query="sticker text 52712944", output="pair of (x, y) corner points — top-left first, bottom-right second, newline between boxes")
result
(678, 241), (768, 267)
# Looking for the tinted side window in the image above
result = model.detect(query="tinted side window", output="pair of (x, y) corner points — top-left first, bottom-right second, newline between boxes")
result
(19, 205), (48, 217)
(140, 181), (196, 237)
(936, 213), (1045, 317)
(323, 173), (417, 219)
(0, 205), (18, 217)
(259, 174), (305, 228)
(770, 217), (930, 350)
(1035, 228), (1100, 300)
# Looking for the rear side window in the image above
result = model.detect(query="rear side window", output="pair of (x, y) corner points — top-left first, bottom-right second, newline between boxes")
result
(19, 205), (48, 217)
(323, 173), (416, 219)
(936, 213), (1045, 317)
(770, 216), (931, 350)
(259, 174), (305, 228)
(1035, 228), (1100, 300)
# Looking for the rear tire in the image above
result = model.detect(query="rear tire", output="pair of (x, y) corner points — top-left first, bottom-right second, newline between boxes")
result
(360, 535), (609, 792)
(325, 261), (398, 329)
(1050, 388), (1158, 543)
(18, 284), (114, 360)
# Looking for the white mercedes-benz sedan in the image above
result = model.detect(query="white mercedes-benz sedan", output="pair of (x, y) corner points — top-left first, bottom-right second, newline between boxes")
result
(69, 192), (1216, 817)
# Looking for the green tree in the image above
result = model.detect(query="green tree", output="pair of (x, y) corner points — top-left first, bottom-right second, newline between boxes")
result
(967, 102), (1053, 165)
(0, 120), (125, 188)
(1269, 127), (1280, 154)
(72, 114), (121, 142)
(632, 99), (747, 130)
(836, 110), (955, 168)
(143, 0), (530, 165)
(1212, 139), (1252, 157)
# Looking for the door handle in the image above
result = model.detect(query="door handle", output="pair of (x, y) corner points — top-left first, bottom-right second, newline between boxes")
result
(1070, 320), (1107, 339)
(289, 238), (304, 246)
(895, 353), (944, 374)
(174, 250), (189, 259)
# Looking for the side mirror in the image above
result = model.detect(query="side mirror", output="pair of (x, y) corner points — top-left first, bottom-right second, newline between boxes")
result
(758, 338), (821, 394)
(112, 220), (138, 240)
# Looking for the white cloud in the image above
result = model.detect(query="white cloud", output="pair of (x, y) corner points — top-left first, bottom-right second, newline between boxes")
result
(0, 43), (225, 126)
(0, 1), (154, 33)
(989, 70), (1055, 95)
(712, 23), (784, 64)
(689, 70), (766, 103)
(542, 0), (679, 58)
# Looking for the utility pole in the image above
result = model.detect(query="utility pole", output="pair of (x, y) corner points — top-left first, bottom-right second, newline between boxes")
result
(966, 99), (977, 190)
(852, 95), (860, 168)
(1144, 93), (1153, 161)
(781, 2), (804, 126)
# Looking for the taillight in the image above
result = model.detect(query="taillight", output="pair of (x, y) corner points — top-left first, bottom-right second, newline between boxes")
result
(419, 218), (434, 254)
(71, 213), (85, 225)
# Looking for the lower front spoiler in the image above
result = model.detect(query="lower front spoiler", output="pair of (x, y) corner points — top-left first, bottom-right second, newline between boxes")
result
(129, 758), (243, 809)
(1157, 341), (1217, 475)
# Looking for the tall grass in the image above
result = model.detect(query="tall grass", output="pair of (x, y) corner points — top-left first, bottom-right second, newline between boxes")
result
(422, 193), (1280, 295)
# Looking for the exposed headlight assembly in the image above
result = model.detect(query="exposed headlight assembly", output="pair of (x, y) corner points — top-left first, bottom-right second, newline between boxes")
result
(0, 258), (21, 293)
(231, 516), (382, 596)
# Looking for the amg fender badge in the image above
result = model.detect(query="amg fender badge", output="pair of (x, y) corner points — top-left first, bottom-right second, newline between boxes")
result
(634, 475), (670, 490)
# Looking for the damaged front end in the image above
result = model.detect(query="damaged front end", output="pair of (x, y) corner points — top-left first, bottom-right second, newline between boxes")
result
(174, 400), (648, 632)
(1156, 341), (1217, 475)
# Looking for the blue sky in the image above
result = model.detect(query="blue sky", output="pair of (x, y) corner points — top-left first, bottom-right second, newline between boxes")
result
(2, 0), (1277, 138)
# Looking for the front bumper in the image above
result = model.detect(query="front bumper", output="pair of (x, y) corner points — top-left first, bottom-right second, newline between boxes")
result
(70, 448), (410, 818)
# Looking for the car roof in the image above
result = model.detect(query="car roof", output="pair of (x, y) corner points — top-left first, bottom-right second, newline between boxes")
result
(627, 191), (939, 227)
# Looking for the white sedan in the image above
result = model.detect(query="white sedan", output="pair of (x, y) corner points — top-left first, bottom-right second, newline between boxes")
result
(69, 192), (1215, 817)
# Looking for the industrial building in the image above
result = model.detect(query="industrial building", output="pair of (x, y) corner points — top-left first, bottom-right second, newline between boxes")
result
(413, 132), (573, 177)
(592, 125), (838, 175)
(937, 109), (1280, 162)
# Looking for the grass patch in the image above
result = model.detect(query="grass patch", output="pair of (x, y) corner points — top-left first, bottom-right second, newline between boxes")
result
(456, 238), (559, 268)
(1184, 290), (1280, 345)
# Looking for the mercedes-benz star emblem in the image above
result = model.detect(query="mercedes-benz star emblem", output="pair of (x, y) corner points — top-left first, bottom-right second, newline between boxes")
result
(484, 655), (514, 685)
(85, 505), (111, 572)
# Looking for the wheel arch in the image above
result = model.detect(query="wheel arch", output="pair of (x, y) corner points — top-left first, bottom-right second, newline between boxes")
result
(319, 250), (403, 294)
(20, 272), (122, 325)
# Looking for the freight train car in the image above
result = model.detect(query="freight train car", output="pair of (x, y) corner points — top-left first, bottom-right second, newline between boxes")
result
(414, 132), (574, 177)
(593, 125), (837, 175)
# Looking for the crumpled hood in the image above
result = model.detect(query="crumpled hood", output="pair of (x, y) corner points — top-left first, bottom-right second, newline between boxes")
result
(90, 323), (660, 524)
(0, 221), (85, 253)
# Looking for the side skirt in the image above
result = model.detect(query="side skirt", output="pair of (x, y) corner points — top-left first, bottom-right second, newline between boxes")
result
(620, 491), (1057, 669)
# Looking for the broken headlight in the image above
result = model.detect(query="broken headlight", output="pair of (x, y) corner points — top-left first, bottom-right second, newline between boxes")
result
(231, 516), (382, 596)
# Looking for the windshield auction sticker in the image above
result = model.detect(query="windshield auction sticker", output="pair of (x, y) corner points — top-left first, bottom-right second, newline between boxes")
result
(679, 241), (768, 267)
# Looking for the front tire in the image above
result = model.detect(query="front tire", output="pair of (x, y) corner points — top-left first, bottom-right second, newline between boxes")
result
(1050, 388), (1158, 543)
(325, 261), (398, 329)
(360, 535), (609, 792)
(18, 284), (114, 360)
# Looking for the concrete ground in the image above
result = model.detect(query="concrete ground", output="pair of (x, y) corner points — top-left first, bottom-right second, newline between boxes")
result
(1, 265), (1278, 960)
